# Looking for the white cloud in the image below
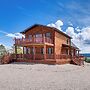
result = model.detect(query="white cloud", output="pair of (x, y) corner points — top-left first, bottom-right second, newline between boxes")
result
(66, 26), (90, 53)
(47, 20), (63, 31)
(48, 20), (90, 53)
(66, 27), (76, 37)
(6, 33), (25, 38)
(0, 30), (25, 38)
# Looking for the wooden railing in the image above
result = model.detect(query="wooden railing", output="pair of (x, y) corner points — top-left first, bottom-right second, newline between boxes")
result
(12, 54), (84, 65)
(46, 54), (54, 59)
(12, 54), (71, 60)
(55, 55), (71, 59)
(15, 37), (53, 45)
(72, 55), (84, 65)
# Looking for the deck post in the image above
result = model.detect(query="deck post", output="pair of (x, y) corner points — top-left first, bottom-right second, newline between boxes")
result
(23, 46), (24, 54)
(33, 46), (35, 60)
(15, 45), (17, 59)
(23, 46), (24, 59)
(78, 50), (79, 56)
(44, 45), (46, 60)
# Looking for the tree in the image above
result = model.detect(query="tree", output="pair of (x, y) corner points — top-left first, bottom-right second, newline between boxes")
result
(0, 44), (7, 56)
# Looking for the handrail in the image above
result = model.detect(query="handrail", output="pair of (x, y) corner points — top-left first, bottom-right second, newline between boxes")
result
(15, 37), (53, 45)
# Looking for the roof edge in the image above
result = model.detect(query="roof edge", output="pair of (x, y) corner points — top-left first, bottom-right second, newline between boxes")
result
(20, 24), (72, 39)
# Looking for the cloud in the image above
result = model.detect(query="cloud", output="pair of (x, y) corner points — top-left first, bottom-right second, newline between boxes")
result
(48, 20), (90, 53)
(47, 20), (63, 31)
(66, 26), (90, 53)
(0, 30), (25, 38)
(6, 33), (25, 38)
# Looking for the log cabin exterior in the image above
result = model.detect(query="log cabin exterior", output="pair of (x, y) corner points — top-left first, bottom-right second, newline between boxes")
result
(13, 24), (84, 65)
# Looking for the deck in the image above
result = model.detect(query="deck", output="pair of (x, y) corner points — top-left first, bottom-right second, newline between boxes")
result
(14, 37), (54, 46)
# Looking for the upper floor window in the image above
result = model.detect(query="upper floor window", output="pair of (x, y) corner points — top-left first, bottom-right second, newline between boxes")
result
(35, 33), (42, 38)
(29, 35), (32, 41)
(45, 32), (51, 38)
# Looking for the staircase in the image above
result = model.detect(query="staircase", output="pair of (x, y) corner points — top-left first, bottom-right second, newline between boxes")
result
(72, 56), (84, 66)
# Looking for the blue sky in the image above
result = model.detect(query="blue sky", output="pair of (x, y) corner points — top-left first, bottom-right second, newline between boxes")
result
(0, 0), (90, 53)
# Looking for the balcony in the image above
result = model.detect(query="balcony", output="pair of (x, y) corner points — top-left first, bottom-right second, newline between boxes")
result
(15, 37), (53, 46)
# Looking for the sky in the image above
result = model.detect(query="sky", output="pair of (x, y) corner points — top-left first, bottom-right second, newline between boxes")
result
(0, 0), (90, 53)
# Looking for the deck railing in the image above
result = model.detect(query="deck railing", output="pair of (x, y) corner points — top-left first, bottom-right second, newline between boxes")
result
(12, 54), (72, 60)
(15, 37), (53, 45)
(72, 55), (84, 65)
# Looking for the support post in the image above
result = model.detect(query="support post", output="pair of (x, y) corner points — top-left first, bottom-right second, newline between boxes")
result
(44, 45), (46, 60)
(15, 45), (17, 59)
(78, 50), (79, 56)
(22, 46), (24, 59)
(33, 46), (35, 60)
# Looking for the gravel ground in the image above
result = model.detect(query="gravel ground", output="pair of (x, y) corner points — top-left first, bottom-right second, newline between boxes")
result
(0, 62), (90, 90)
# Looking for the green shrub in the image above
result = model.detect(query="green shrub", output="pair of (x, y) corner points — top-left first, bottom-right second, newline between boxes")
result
(85, 57), (90, 63)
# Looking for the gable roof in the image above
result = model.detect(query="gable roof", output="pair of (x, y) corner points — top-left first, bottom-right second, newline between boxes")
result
(20, 24), (72, 39)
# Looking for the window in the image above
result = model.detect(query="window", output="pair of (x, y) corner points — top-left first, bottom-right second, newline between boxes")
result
(35, 33), (42, 42)
(45, 32), (51, 38)
(29, 35), (32, 41)
(48, 48), (53, 54)
(35, 33), (42, 38)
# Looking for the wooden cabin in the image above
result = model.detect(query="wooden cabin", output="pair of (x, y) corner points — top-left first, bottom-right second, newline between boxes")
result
(13, 24), (84, 65)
